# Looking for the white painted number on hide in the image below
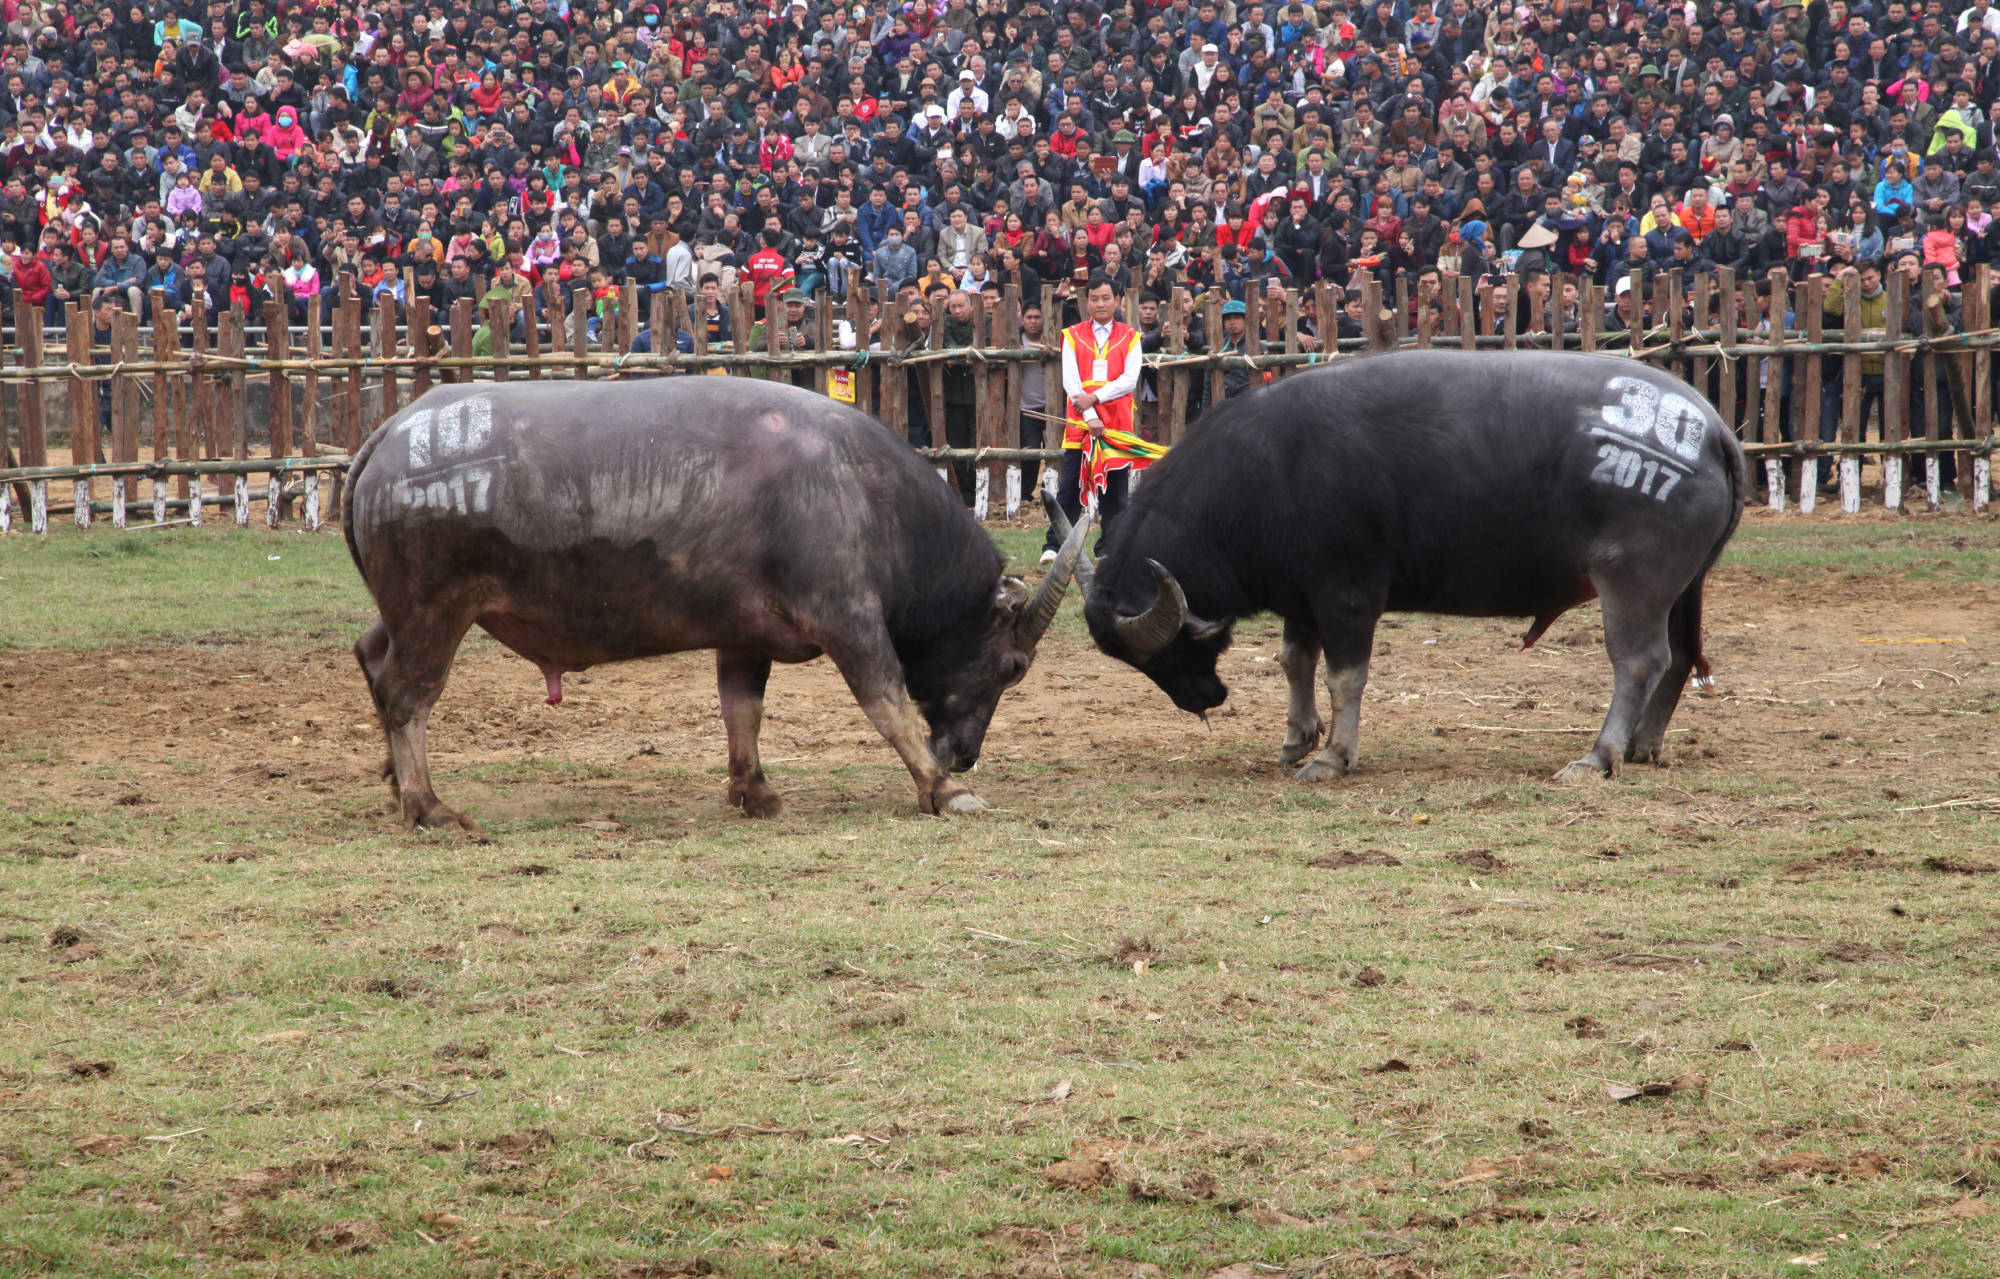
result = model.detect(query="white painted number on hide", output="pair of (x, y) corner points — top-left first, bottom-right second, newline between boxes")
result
(1590, 443), (1682, 501)
(401, 397), (495, 469)
(1588, 375), (1704, 500)
(393, 396), (499, 516)
(1599, 376), (1707, 461)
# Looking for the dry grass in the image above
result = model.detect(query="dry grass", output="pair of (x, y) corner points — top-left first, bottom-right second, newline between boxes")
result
(1, 519), (1997, 1278)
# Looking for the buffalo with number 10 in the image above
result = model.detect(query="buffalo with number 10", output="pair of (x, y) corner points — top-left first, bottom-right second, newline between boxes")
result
(343, 379), (1089, 830)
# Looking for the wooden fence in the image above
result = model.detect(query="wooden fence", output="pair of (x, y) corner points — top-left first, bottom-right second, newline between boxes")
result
(1, 264), (1994, 535)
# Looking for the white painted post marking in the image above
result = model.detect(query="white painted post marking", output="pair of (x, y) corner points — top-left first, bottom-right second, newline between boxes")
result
(1798, 461), (1816, 514)
(1926, 455), (1941, 508)
(266, 474), (282, 529)
(1975, 456), (1991, 510)
(0, 484), (10, 533)
(935, 466), (949, 485)
(111, 477), (127, 529)
(1005, 464), (1021, 518)
(305, 472), (321, 530)
(1882, 456), (1901, 509)
(74, 479), (90, 530)
(1840, 458), (1860, 514)
(188, 480), (202, 526)
(152, 477), (167, 525)
(233, 475), (249, 526)
(1764, 460), (1785, 512)
(1042, 464), (1058, 497)
(31, 480), (47, 534)
(1128, 469), (1143, 495)
(973, 468), (989, 520)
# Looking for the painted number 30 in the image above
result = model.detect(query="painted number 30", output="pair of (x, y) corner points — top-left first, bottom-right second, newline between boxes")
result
(1591, 443), (1681, 500)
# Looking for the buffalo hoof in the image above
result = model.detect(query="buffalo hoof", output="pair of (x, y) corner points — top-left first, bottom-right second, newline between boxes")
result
(936, 789), (990, 815)
(1551, 759), (1612, 784)
(1277, 729), (1323, 767)
(1625, 744), (1666, 766)
(403, 799), (482, 836)
(1294, 756), (1351, 783)
(728, 785), (784, 819)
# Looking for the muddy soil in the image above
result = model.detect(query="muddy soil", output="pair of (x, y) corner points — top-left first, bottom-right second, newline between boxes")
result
(3, 551), (1992, 829)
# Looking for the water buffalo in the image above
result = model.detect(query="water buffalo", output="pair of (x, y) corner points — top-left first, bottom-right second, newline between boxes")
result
(1077, 352), (1745, 781)
(344, 379), (1089, 830)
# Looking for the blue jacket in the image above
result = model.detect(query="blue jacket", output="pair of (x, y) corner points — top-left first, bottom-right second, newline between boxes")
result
(94, 253), (147, 293)
(856, 198), (899, 254)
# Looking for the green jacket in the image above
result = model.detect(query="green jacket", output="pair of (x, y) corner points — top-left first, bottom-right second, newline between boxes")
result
(1822, 276), (1889, 376)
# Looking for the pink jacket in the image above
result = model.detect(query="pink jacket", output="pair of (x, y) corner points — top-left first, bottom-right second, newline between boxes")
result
(266, 117), (308, 159)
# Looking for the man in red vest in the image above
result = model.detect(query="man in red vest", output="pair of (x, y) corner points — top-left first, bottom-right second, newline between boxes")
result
(1046, 275), (1145, 561)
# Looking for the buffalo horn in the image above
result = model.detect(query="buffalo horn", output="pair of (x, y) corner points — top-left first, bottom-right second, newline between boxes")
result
(1015, 507), (1092, 652)
(1114, 559), (1190, 657)
(1040, 487), (1096, 595)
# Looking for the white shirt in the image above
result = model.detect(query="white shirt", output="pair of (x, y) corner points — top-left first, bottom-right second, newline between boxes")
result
(1060, 319), (1143, 423)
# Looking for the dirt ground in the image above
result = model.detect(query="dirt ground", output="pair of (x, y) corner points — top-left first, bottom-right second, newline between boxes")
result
(6, 537), (1993, 826)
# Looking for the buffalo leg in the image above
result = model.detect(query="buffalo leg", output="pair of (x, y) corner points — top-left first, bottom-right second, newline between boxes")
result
(822, 630), (985, 815)
(1627, 578), (1706, 764)
(717, 650), (782, 818)
(1555, 586), (1674, 782)
(355, 614), (479, 831)
(1276, 617), (1324, 766)
(1296, 659), (1370, 781)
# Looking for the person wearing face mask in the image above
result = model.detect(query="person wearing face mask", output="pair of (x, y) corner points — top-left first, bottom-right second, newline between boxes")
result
(266, 107), (307, 160)
(872, 224), (917, 291)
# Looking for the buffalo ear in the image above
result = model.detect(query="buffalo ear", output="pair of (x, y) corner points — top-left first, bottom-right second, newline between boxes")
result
(995, 576), (1032, 617)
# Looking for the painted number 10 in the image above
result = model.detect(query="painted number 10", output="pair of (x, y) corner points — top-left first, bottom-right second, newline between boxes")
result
(1591, 443), (1681, 500)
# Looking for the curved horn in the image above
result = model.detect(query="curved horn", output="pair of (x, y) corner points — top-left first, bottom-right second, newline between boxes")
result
(1040, 487), (1097, 596)
(1015, 507), (1091, 652)
(1114, 559), (1190, 657)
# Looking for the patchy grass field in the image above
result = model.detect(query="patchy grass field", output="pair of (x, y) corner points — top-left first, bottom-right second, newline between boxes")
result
(1, 514), (1998, 1279)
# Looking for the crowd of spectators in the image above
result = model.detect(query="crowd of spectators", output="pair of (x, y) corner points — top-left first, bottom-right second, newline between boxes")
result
(4, 0), (1996, 464)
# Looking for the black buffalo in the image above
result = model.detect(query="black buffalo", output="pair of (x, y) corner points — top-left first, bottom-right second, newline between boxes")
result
(1078, 352), (1745, 781)
(344, 379), (1088, 829)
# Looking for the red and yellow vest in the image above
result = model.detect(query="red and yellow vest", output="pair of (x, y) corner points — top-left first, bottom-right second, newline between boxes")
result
(1061, 319), (1141, 449)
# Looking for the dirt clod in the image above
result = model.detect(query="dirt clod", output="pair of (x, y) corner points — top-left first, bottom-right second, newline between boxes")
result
(1354, 966), (1387, 988)
(1926, 855), (2000, 875)
(1308, 850), (1403, 869)
(1449, 849), (1511, 871)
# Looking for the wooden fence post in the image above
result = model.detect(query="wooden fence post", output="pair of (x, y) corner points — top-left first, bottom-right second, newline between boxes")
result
(1841, 275), (1862, 513)
(1800, 277), (1824, 514)
(451, 298), (475, 384)
(410, 297), (433, 399)
(997, 285), (1022, 516)
(301, 295), (322, 459)
(221, 305), (249, 525)
(524, 283), (542, 381)
(1971, 264), (1993, 509)
(1921, 267), (1947, 509)
(17, 292), (47, 532)
(1883, 269), (1908, 509)
(1163, 286), (1190, 447)
(66, 306), (92, 528)
(1715, 268), (1736, 436)
(1762, 269), (1787, 512)
(187, 286), (209, 523)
